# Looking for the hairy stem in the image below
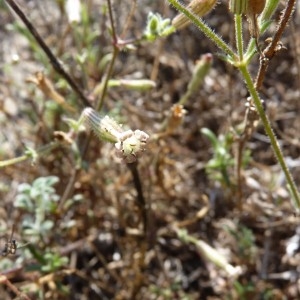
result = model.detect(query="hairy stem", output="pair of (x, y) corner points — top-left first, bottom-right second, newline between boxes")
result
(0, 142), (60, 168)
(234, 14), (244, 61)
(255, 0), (296, 89)
(239, 64), (300, 208)
(168, 0), (236, 59)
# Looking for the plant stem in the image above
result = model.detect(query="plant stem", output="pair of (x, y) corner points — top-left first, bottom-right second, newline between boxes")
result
(239, 64), (300, 209)
(95, 0), (119, 111)
(0, 142), (60, 168)
(127, 162), (148, 235)
(234, 14), (244, 61)
(255, 0), (296, 90)
(168, 0), (236, 59)
(4, 0), (91, 108)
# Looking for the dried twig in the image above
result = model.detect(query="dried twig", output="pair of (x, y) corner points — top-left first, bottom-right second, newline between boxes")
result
(0, 275), (31, 300)
(255, 0), (296, 89)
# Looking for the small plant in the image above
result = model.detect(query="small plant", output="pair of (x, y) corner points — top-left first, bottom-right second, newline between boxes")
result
(225, 223), (257, 263)
(231, 280), (255, 300)
(41, 251), (69, 273)
(143, 12), (175, 41)
(1, 0), (299, 298)
(14, 176), (60, 242)
(14, 176), (82, 242)
(201, 128), (235, 187)
(13, 176), (71, 292)
(167, 0), (300, 209)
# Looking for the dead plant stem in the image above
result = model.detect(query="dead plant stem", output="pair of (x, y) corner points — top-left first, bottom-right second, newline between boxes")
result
(255, 0), (296, 89)
(95, 0), (119, 111)
(0, 275), (31, 300)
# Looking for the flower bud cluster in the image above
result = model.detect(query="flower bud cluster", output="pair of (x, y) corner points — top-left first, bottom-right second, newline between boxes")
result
(81, 108), (149, 163)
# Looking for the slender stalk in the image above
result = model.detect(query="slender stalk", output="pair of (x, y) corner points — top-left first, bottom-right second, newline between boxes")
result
(95, 47), (119, 111)
(167, 0), (236, 59)
(0, 142), (60, 168)
(234, 14), (244, 61)
(234, 13), (245, 208)
(95, 0), (119, 111)
(4, 0), (91, 108)
(239, 64), (300, 209)
(127, 162), (148, 235)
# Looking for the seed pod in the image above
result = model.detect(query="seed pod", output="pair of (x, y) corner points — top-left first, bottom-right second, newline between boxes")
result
(246, 0), (266, 38)
(172, 0), (217, 30)
(187, 53), (213, 95)
(247, 0), (266, 16)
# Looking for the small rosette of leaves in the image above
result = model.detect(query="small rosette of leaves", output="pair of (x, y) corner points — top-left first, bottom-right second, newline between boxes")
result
(143, 12), (175, 41)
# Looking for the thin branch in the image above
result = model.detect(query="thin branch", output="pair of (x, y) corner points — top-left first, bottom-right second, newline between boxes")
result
(127, 162), (148, 235)
(4, 0), (91, 108)
(255, 0), (296, 89)
(0, 275), (31, 300)
(95, 0), (120, 111)
(127, 161), (148, 300)
(107, 0), (117, 44)
(120, 0), (137, 39)
(240, 64), (300, 209)
(0, 142), (60, 168)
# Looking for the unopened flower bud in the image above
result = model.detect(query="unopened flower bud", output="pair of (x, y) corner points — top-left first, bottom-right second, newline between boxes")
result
(246, 0), (266, 38)
(82, 108), (122, 143)
(144, 12), (175, 41)
(187, 53), (213, 95)
(172, 0), (217, 30)
(115, 130), (150, 163)
(247, 0), (266, 16)
(108, 79), (156, 91)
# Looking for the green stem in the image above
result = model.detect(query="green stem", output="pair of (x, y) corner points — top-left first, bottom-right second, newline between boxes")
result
(168, 0), (236, 59)
(239, 64), (300, 209)
(234, 14), (244, 61)
(0, 142), (60, 168)
(168, 0), (300, 210)
(244, 21), (271, 62)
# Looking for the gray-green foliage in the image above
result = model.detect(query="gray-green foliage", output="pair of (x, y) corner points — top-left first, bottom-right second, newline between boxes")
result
(15, 176), (60, 241)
